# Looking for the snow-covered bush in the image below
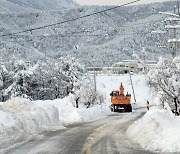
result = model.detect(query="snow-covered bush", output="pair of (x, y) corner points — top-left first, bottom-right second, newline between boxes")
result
(147, 56), (180, 115)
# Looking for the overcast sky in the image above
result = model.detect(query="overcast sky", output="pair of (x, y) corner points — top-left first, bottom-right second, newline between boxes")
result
(75, 0), (174, 6)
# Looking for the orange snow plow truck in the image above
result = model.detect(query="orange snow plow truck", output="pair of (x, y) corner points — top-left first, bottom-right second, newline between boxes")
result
(110, 83), (132, 112)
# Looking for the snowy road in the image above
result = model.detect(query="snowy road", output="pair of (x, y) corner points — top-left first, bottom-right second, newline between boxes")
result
(3, 111), (154, 154)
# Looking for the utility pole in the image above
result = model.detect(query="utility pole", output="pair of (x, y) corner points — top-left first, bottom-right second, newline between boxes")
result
(161, 1), (180, 57)
(166, 16), (180, 58)
(141, 47), (146, 73)
(129, 72), (136, 103)
(93, 64), (96, 94)
(92, 55), (97, 95)
(172, 6), (178, 57)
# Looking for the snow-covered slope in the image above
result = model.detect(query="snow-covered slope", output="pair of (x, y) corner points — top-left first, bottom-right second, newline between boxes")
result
(0, 1), (174, 65)
(0, 0), (78, 12)
(7, 0), (78, 10)
(0, 1), (175, 65)
(0, 0), (31, 12)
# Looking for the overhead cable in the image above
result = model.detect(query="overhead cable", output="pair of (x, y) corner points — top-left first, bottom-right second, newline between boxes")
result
(1, 0), (140, 37)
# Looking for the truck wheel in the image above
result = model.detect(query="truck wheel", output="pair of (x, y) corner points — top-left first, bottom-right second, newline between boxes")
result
(111, 106), (113, 112)
(111, 105), (114, 112)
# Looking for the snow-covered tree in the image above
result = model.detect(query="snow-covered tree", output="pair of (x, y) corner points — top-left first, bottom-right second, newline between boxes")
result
(133, 47), (148, 73)
(58, 55), (85, 95)
(0, 58), (8, 101)
(31, 60), (53, 100)
(4, 59), (33, 99)
(148, 56), (180, 115)
(0, 55), (93, 103)
(29, 56), (86, 100)
(77, 76), (95, 107)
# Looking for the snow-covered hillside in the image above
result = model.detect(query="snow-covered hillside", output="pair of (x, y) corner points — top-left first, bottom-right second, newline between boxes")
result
(0, 0), (78, 12)
(0, 0), (30, 12)
(0, 1), (176, 66)
(7, 0), (78, 10)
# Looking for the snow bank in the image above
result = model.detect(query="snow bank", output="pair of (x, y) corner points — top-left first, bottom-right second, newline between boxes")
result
(0, 110), (15, 126)
(0, 96), (110, 151)
(34, 94), (111, 125)
(0, 97), (62, 150)
(127, 107), (180, 153)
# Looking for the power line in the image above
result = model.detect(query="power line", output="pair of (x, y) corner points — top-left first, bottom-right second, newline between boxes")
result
(7, 32), (151, 38)
(1, 16), (163, 38)
(4, 20), (162, 38)
(5, 19), (161, 37)
(0, 0), (140, 37)
(1, 14), (161, 33)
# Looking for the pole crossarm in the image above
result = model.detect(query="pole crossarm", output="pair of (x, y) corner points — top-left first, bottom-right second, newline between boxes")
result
(165, 25), (180, 29)
(159, 11), (180, 17)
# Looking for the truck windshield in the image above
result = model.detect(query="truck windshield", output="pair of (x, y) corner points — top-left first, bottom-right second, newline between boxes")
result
(112, 91), (119, 96)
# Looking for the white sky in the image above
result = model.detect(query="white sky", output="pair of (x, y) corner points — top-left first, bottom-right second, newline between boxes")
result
(74, 0), (174, 6)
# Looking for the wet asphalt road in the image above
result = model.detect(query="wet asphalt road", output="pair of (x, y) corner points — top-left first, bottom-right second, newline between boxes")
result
(2, 112), (155, 154)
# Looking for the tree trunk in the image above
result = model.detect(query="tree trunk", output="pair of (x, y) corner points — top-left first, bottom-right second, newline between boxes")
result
(174, 98), (179, 116)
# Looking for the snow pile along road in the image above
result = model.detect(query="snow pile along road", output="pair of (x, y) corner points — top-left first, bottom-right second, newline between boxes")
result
(0, 96), (110, 151)
(127, 107), (180, 153)
(0, 97), (62, 150)
(34, 94), (111, 125)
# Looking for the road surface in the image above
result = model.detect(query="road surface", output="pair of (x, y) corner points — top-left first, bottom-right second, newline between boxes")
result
(2, 111), (154, 154)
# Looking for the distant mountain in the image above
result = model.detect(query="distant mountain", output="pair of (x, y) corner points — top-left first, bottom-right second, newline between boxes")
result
(0, 0), (30, 12)
(0, 0), (78, 11)
(0, 1), (177, 66)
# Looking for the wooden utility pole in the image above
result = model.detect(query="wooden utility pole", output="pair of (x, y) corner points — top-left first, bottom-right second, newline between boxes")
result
(129, 72), (136, 103)
(92, 55), (97, 95)
(161, 2), (180, 57)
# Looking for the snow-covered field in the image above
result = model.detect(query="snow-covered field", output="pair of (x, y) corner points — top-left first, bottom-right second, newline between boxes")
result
(0, 73), (179, 153)
(96, 73), (154, 107)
